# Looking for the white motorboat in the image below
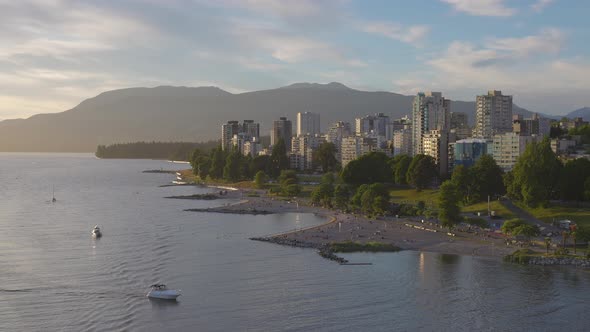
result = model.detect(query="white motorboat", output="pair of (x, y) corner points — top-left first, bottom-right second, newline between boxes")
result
(147, 284), (181, 300)
(92, 225), (102, 238)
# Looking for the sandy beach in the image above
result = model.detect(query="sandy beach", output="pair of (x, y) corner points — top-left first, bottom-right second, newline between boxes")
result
(185, 185), (517, 259)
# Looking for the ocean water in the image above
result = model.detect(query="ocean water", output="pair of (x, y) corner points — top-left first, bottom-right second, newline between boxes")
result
(0, 153), (588, 332)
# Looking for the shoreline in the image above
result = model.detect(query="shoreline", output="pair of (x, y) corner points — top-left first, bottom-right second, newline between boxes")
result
(181, 185), (516, 259)
(173, 172), (588, 266)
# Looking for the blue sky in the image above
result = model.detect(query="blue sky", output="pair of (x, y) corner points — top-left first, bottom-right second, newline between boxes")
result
(0, 0), (588, 120)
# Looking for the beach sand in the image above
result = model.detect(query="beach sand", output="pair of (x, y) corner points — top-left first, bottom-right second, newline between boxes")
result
(189, 187), (516, 258)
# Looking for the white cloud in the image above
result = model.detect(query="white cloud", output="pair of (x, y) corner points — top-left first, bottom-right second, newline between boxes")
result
(441, 0), (516, 17)
(531, 0), (553, 12)
(361, 21), (430, 46)
(230, 24), (366, 67)
(393, 29), (587, 113)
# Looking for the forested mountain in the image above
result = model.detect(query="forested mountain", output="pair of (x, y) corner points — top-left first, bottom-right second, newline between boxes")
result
(0, 82), (536, 152)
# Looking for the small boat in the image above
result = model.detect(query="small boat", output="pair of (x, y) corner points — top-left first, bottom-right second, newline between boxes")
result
(92, 225), (102, 238)
(147, 284), (181, 300)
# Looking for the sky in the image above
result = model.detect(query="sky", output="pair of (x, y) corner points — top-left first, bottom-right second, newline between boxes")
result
(0, 0), (589, 120)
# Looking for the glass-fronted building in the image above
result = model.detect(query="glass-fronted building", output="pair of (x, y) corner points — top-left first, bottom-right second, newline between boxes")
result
(453, 138), (488, 168)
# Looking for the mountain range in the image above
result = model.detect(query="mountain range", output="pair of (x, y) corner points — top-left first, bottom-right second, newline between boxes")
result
(0, 82), (586, 152)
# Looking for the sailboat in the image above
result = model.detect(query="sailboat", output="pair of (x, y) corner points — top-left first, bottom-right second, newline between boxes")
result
(52, 185), (56, 203)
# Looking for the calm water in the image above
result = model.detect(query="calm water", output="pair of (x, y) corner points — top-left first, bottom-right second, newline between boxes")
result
(1, 153), (589, 332)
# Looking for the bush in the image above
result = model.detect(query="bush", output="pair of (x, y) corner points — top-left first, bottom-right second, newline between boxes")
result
(464, 217), (488, 228)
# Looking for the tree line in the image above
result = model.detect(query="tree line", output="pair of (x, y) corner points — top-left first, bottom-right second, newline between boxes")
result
(96, 141), (219, 161)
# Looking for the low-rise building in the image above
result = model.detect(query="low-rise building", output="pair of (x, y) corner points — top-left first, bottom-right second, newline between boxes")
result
(492, 132), (540, 171)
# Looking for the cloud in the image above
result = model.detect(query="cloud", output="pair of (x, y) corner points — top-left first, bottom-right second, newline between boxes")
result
(486, 28), (564, 56)
(531, 0), (553, 12)
(441, 0), (516, 17)
(229, 23), (366, 66)
(392, 29), (585, 113)
(361, 21), (430, 46)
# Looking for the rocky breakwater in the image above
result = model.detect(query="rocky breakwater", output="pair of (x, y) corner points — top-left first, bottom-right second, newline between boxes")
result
(504, 249), (590, 267)
(185, 207), (273, 215)
(250, 236), (348, 264)
(527, 256), (590, 267)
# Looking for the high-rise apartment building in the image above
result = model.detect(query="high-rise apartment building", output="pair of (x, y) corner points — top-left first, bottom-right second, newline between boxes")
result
(297, 112), (320, 136)
(411, 92), (450, 156)
(290, 134), (325, 170)
(450, 112), (471, 140)
(340, 136), (378, 168)
(355, 113), (390, 139)
(513, 114), (550, 137)
(221, 120), (260, 152)
(326, 121), (352, 162)
(221, 121), (241, 151)
(474, 90), (513, 139)
(422, 129), (450, 176)
(271, 117), (293, 151)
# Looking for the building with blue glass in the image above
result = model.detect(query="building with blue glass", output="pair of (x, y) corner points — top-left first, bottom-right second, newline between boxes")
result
(453, 138), (488, 168)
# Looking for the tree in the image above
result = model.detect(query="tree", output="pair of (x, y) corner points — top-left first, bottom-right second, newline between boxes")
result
(223, 150), (242, 182)
(392, 154), (411, 185)
(559, 158), (590, 201)
(209, 146), (226, 179)
(278, 170), (300, 197)
(508, 139), (562, 207)
(313, 142), (339, 173)
(407, 154), (437, 191)
(438, 180), (461, 231)
(254, 171), (267, 189)
(359, 183), (390, 217)
(270, 138), (289, 178)
(511, 224), (540, 239)
(341, 152), (393, 186)
(470, 155), (505, 202)
(450, 165), (473, 204)
(501, 218), (527, 235)
(250, 155), (271, 176)
(311, 183), (334, 208)
(333, 184), (350, 211)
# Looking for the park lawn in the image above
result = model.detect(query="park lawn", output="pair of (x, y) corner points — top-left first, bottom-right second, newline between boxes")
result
(389, 187), (440, 207)
(518, 203), (590, 227)
(462, 200), (515, 219)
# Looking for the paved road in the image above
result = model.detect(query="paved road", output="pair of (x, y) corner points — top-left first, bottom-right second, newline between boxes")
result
(500, 199), (561, 234)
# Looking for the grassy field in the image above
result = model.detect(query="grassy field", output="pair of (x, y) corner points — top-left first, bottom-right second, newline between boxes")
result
(389, 187), (440, 207)
(462, 200), (515, 219)
(517, 203), (590, 227)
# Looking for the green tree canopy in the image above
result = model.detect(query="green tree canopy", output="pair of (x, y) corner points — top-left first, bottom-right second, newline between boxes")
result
(341, 152), (393, 186)
(470, 154), (505, 202)
(559, 158), (590, 201)
(450, 164), (474, 204)
(507, 139), (562, 207)
(313, 142), (339, 173)
(392, 154), (412, 185)
(407, 154), (438, 191)
(501, 218), (527, 235)
(270, 138), (290, 178)
(333, 184), (351, 211)
(438, 180), (461, 231)
(223, 150), (242, 182)
(209, 146), (226, 179)
(254, 171), (267, 189)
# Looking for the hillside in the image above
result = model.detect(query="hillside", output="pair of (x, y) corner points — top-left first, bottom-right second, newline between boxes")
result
(0, 83), (535, 152)
(566, 107), (590, 121)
